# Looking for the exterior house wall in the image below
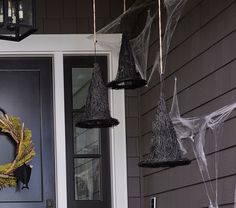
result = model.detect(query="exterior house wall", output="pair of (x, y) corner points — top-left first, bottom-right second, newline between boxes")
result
(36, 0), (135, 33)
(140, 0), (236, 207)
(126, 89), (142, 208)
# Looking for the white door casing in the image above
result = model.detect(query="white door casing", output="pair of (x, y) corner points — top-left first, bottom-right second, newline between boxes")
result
(0, 34), (127, 208)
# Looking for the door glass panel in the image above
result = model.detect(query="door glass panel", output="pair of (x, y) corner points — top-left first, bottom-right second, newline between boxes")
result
(74, 128), (100, 154)
(74, 158), (101, 200)
(72, 67), (93, 110)
(72, 67), (101, 155)
(72, 65), (102, 201)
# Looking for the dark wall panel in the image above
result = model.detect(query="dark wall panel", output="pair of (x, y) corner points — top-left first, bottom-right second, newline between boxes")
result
(35, 0), (130, 34)
(125, 89), (142, 208)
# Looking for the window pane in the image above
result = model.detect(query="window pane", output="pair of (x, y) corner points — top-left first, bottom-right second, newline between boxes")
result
(72, 67), (93, 110)
(21, 0), (33, 26)
(72, 67), (100, 155)
(74, 128), (100, 154)
(74, 158), (101, 200)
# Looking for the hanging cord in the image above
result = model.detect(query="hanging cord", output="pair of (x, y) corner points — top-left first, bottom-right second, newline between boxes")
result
(158, 0), (164, 83)
(123, 0), (126, 13)
(93, 0), (97, 63)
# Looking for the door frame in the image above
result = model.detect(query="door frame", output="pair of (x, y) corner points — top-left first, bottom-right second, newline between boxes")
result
(0, 34), (128, 208)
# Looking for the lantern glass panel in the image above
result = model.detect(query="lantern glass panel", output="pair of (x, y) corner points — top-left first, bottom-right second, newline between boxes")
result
(20, 0), (33, 26)
(0, 0), (3, 25)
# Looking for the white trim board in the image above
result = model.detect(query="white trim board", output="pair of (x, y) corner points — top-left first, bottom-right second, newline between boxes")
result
(0, 34), (127, 208)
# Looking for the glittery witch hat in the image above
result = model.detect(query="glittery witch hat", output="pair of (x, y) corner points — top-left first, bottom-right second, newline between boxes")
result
(138, 94), (191, 168)
(76, 63), (119, 129)
(107, 33), (147, 89)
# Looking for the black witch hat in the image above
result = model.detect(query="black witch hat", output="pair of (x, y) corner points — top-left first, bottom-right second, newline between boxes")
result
(76, 63), (119, 129)
(13, 163), (32, 189)
(138, 95), (191, 168)
(107, 33), (147, 89)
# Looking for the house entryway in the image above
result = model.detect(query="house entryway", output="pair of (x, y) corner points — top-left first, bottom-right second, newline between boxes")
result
(0, 57), (55, 208)
(0, 35), (127, 208)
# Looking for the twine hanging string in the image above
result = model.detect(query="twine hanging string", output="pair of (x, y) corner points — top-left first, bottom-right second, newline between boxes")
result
(93, 0), (97, 63)
(158, 0), (164, 82)
(123, 0), (126, 13)
(158, 0), (165, 94)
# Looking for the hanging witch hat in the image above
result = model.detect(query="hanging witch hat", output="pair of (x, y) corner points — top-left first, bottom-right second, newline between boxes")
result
(76, 63), (119, 129)
(138, 94), (191, 168)
(107, 33), (147, 89)
(77, 0), (119, 129)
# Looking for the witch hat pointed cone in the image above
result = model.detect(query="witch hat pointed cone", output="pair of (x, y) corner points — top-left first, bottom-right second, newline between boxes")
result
(107, 33), (147, 89)
(138, 94), (191, 168)
(76, 63), (119, 129)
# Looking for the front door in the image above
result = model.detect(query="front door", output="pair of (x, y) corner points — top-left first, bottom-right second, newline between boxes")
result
(0, 57), (55, 208)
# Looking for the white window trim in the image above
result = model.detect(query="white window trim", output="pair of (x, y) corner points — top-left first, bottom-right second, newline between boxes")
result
(0, 34), (128, 208)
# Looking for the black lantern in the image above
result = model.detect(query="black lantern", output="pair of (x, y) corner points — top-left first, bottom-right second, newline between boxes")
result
(0, 0), (36, 41)
(138, 95), (191, 168)
(107, 33), (147, 89)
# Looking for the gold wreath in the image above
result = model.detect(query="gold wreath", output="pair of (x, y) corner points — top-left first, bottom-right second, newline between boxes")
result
(0, 114), (35, 189)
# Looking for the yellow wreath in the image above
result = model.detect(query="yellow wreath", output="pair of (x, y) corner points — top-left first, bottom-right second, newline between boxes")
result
(0, 113), (35, 189)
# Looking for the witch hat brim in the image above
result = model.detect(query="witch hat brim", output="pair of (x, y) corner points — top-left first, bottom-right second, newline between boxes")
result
(138, 158), (191, 168)
(107, 77), (147, 89)
(76, 117), (119, 129)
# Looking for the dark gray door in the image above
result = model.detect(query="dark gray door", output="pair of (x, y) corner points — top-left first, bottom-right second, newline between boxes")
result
(0, 57), (55, 208)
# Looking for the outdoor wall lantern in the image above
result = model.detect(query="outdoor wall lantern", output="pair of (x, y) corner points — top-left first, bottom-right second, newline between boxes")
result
(0, 0), (36, 41)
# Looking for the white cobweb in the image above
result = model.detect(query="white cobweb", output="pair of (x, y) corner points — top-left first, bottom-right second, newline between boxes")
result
(94, 0), (157, 80)
(148, 0), (188, 83)
(235, 187), (236, 208)
(91, 0), (190, 84)
(170, 78), (236, 208)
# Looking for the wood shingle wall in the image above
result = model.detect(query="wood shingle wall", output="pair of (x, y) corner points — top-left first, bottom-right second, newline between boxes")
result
(36, 0), (135, 33)
(139, 0), (236, 207)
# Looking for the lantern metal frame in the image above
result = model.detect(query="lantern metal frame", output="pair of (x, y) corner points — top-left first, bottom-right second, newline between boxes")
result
(0, 0), (37, 41)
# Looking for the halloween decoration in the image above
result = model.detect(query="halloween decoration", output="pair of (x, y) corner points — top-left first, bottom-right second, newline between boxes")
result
(95, 0), (189, 85)
(94, 0), (156, 84)
(107, 33), (146, 89)
(13, 163), (32, 189)
(139, 0), (190, 169)
(76, 63), (119, 128)
(148, 0), (188, 83)
(170, 78), (236, 208)
(0, 0), (37, 41)
(76, 0), (119, 129)
(138, 94), (190, 168)
(0, 111), (35, 189)
(234, 188), (236, 208)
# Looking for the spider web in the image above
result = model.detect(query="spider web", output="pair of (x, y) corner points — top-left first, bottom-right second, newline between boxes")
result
(92, 0), (156, 81)
(170, 78), (236, 208)
(148, 0), (188, 83)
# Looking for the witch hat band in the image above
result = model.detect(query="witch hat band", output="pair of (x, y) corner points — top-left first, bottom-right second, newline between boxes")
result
(138, 95), (191, 168)
(107, 33), (147, 89)
(76, 63), (119, 129)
